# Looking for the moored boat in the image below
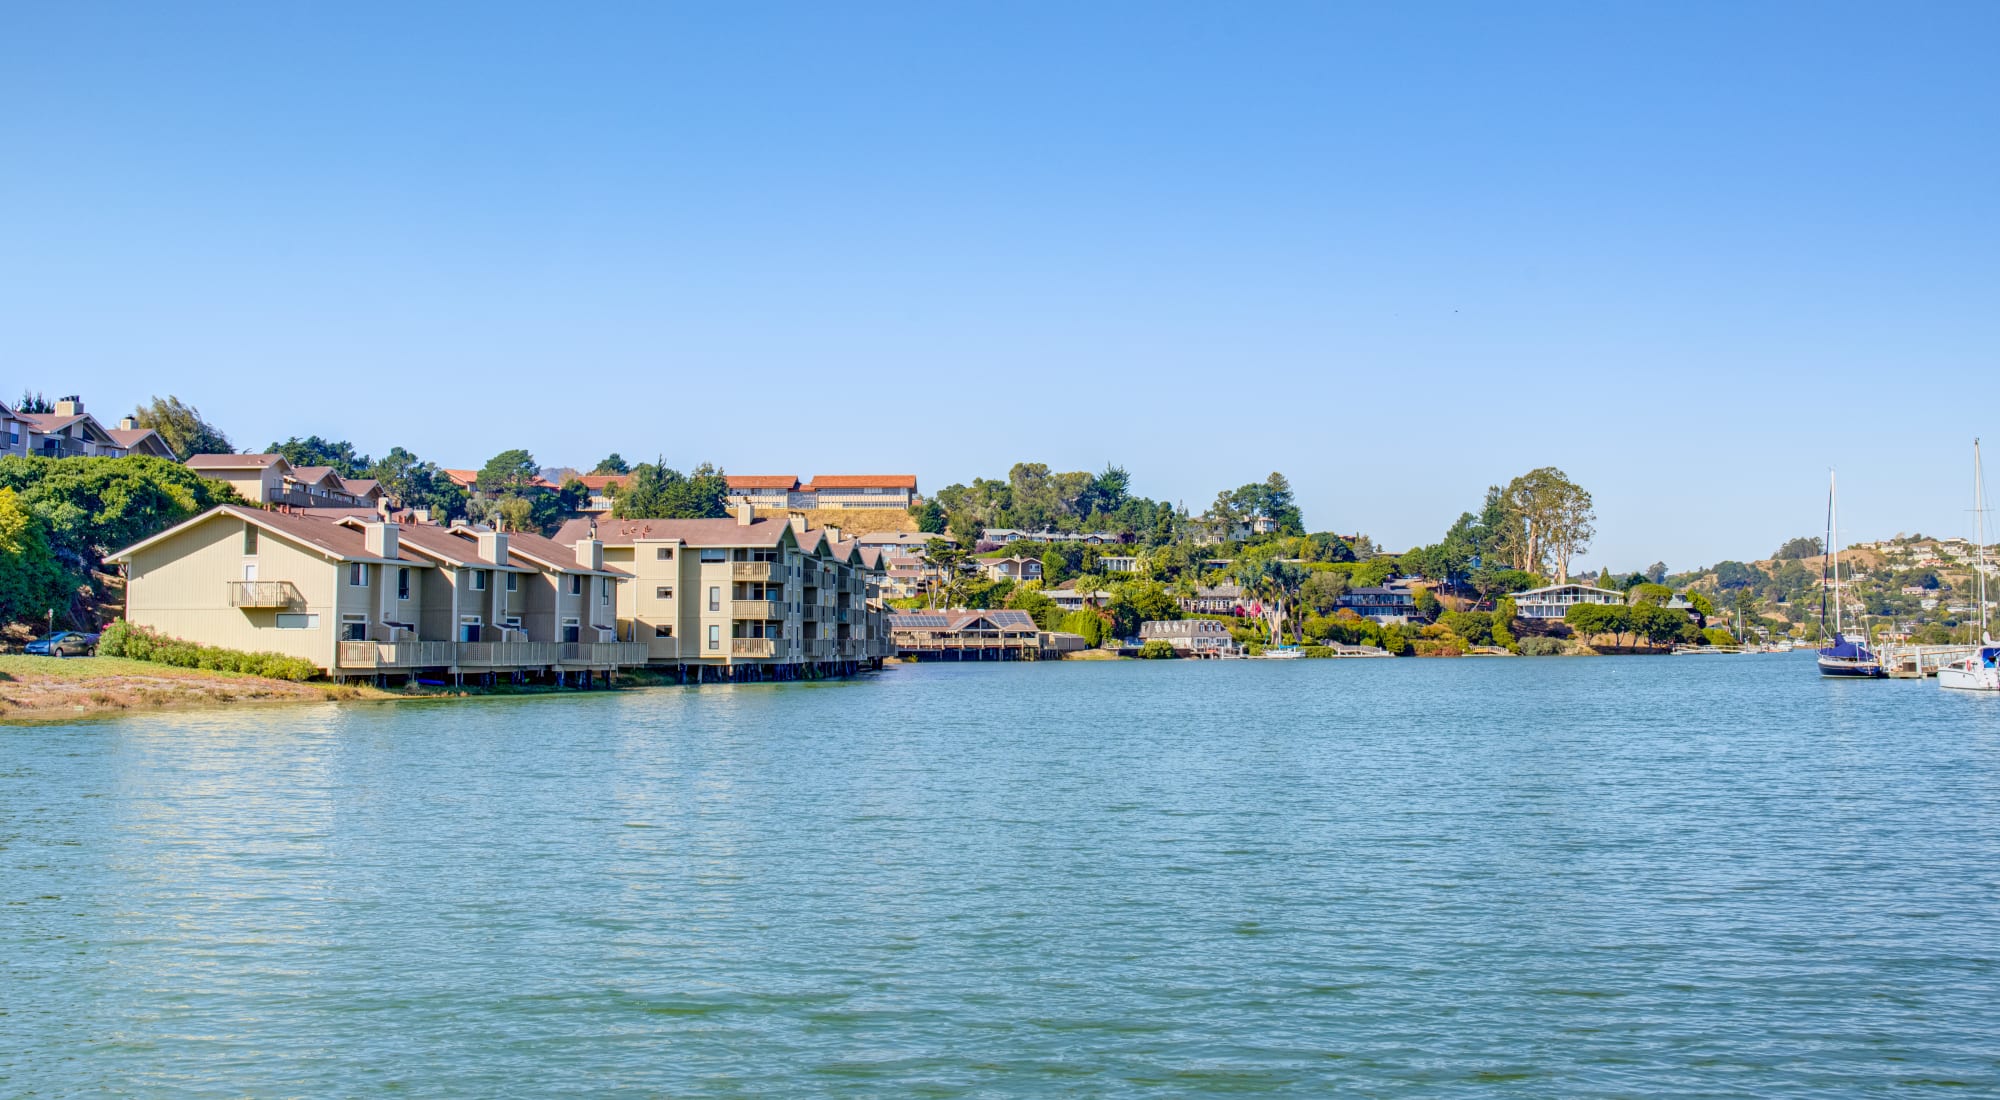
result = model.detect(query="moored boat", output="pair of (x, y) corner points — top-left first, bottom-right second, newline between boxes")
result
(1817, 470), (1886, 679)
(1938, 439), (1995, 692)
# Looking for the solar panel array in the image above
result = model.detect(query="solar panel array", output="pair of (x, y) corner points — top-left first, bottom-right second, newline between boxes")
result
(889, 614), (950, 628)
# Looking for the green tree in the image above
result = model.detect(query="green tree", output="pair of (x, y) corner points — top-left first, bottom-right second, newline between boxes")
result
(1137, 639), (1177, 659)
(364, 447), (468, 520)
(0, 454), (236, 572)
(1499, 467), (1595, 581)
(494, 496), (535, 533)
(266, 436), (370, 477)
(609, 460), (729, 520)
(477, 449), (540, 492)
(0, 486), (75, 627)
(1301, 569), (1349, 614)
(911, 500), (946, 533)
(1492, 596), (1518, 649)
(131, 395), (233, 459)
(1039, 549), (1068, 586)
(591, 454), (631, 475)
(1772, 536), (1824, 561)
(15, 391), (53, 414)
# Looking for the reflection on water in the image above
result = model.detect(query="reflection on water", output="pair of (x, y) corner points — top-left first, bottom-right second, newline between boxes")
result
(5, 657), (2000, 1096)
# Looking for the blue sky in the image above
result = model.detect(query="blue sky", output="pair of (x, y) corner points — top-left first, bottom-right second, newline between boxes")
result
(3, 2), (1995, 569)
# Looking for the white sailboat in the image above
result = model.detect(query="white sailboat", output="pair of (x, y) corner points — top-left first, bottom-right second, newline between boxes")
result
(1817, 469), (1886, 678)
(1938, 439), (1998, 691)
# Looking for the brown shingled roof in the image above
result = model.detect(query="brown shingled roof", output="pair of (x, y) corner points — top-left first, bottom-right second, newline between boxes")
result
(553, 515), (794, 548)
(186, 453), (287, 470)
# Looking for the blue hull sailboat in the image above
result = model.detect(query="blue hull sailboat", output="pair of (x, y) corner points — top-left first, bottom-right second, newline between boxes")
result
(1816, 470), (1885, 678)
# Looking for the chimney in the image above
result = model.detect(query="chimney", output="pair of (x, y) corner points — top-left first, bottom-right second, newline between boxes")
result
(55, 396), (82, 417)
(412, 507), (432, 525)
(476, 530), (509, 565)
(736, 501), (756, 526)
(575, 536), (603, 571)
(363, 520), (399, 560)
(788, 511), (809, 535)
(825, 524), (843, 543)
(119, 416), (137, 430)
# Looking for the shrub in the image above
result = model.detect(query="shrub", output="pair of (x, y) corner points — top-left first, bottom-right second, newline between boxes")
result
(1137, 639), (1177, 659)
(95, 621), (317, 681)
(1519, 636), (1568, 656)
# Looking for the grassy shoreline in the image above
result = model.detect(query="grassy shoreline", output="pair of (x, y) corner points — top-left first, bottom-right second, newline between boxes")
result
(0, 655), (679, 724)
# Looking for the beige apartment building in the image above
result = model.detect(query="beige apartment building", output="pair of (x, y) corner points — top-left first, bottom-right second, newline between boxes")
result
(553, 506), (892, 681)
(185, 454), (379, 509)
(106, 507), (647, 682)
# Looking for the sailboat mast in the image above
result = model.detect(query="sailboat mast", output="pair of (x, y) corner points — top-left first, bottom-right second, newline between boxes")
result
(1978, 439), (1989, 641)
(1831, 469), (1841, 637)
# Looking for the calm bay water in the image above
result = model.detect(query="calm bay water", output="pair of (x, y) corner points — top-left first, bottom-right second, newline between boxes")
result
(4, 654), (2000, 1096)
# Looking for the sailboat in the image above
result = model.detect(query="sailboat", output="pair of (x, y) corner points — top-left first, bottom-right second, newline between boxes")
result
(1817, 469), (1886, 678)
(1938, 439), (1998, 691)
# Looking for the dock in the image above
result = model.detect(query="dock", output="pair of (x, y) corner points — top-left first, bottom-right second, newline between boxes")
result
(1876, 643), (1978, 678)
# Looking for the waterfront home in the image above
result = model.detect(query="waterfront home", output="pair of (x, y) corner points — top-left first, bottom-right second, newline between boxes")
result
(105, 506), (648, 680)
(1337, 586), (1419, 624)
(1178, 583), (1247, 616)
(724, 474), (920, 512)
(887, 609), (1045, 660)
(1139, 619), (1239, 657)
(341, 519), (631, 661)
(1041, 580), (1113, 612)
(980, 555), (1044, 583)
(1100, 555), (1139, 573)
(12, 397), (133, 458)
(551, 505), (891, 677)
(1510, 582), (1626, 620)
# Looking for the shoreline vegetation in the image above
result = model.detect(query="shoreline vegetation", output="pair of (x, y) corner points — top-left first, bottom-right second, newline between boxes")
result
(0, 653), (692, 724)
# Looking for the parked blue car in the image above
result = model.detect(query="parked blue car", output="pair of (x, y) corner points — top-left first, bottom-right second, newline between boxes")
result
(25, 631), (99, 657)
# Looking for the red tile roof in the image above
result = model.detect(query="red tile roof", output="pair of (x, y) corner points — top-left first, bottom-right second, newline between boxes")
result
(802, 475), (918, 491)
(577, 474), (628, 491)
(726, 475), (800, 490)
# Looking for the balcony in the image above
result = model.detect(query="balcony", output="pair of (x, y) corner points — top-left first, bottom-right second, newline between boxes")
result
(559, 641), (651, 667)
(337, 640), (457, 669)
(800, 639), (830, 659)
(228, 580), (303, 608)
(732, 599), (785, 620)
(732, 561), (782, 582)
(731, 638), (776, 658)
(457, 641), (558, 668)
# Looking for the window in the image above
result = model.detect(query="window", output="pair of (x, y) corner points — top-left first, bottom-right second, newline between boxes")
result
(600, 579), (611, 606)
(656, 547), (674, 560)
(569, 575), (582, 596)
(243, 525), (258, 554)
(341, 615), (368, 641)
(275, 613), (318, 630)
(348, 562), (368, 587)
(655, 586), (673, 600)
(699, 548), (728, 563)
(708, 586), (720, 612)
(654, 624), (674, 638)
(707, 624), (720, 650)
(505, 572), (517, 592)
(397, 567), (410, 601)
(459, 617), (481, 642)
(562, 619), (580, 643)
(471, 570), (487, 592)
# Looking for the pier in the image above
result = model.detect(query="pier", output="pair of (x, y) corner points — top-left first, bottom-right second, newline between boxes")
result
(1876, 643), (1979, 679)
